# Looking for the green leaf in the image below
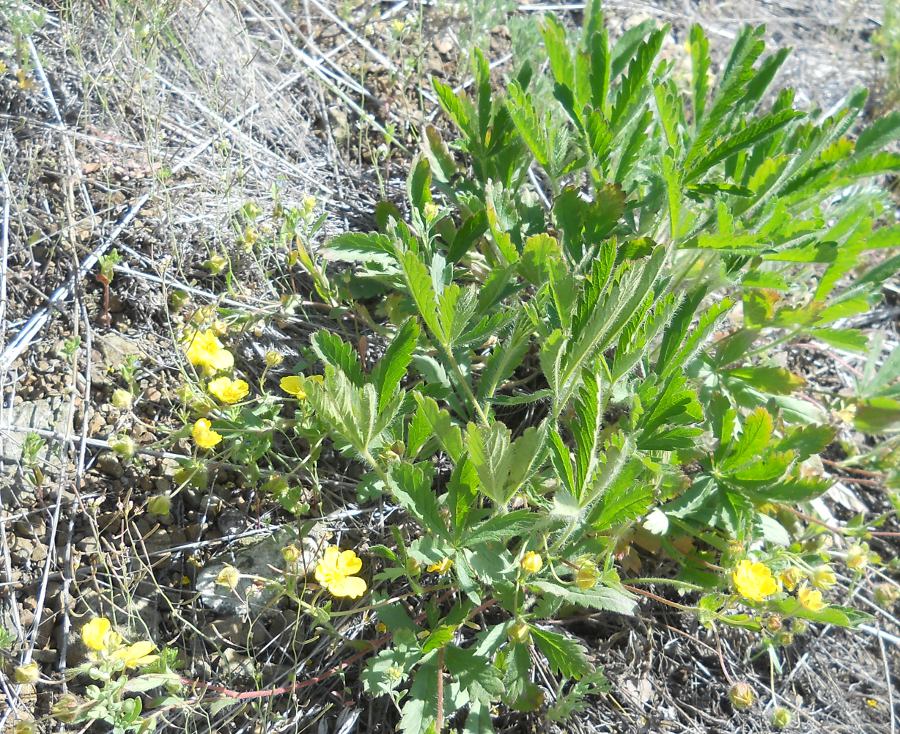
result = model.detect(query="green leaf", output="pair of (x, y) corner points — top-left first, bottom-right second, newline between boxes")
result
(854, 397), (900, 434)
(412, 394), (464, 461)
(855, 110), (900, 155)
(808, 327), (868, 353)
(371, 319), (420, 411)
(324, 232), (396, 266)
(466, 421), (514, 504)
(465, 509), (538, 546)
(685, 110), (803, 183)
(721, 407), (772, 470)
(310, 330), (365, 386)
(389, 462), (448, 540)
(688, 24), (710, 126)
(530, 626), (593, 680)
(400, 250), (444, 342)
(477, 316), (531, 401)
(530, 580), (637, 615)
(726, 366), (805, 395)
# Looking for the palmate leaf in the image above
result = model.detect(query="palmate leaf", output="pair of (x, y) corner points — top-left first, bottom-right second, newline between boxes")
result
(720, 406), (772, 471)
(324, 232), (396, 266)
(310, 330), (365, 386)
(371, 319), (420, 412)
(610, 26), (667, 130)
(389, 462), (449, 541)
(399, 249), (444, 342)
(530, 580), (637, 616)
(412, 393), (465, 461)
(684, 109), (803, 183)
(507, 81), (551, 169)
(529, 626), (593, 680)
(476, 315), (532, 401)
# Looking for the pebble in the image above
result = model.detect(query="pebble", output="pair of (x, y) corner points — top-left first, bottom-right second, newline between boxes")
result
(96, 454), (125, 479)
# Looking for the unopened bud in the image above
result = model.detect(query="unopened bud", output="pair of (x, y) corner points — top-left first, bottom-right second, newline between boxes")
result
(282, 544), (302, 564)
(215, 565), (240, 590)
(109, 434), (135, 460)
(508, 620), (531, 645)
(204, 253), (228, 275)
(111, 388), (133, 410)
(147, 494), (171, 517)
(874, 583), (900, 609)
(264, 350), (284, 367)
(775, 631), (794, 647)
(791, 619), (809, 636)
(575, 561), (599, 590)
(14, 662), (40, 684)
(51, 694), (81, 723)
(846, 543), (869, 571)
(764, 615), (783, 633)
(728, 682), (755, 710)
(771, 707), (792, 729)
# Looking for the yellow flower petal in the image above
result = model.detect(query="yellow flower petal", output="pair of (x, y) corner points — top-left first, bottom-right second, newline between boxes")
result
(208, 376), (249, 404)
(184, 330), (234, 376)
(279, 375), (307, 398)
(798, 584), (826, 611)
(192, 418), (223, 449)
(520, 551), (543, 574)
(81, 617), (111, 651)
(427, 558), (453, 574)
(732, 560), (778, 602)
(337, 550), (363, 575)
(327, 574), (367, 599)
(111, 641), (158, 668)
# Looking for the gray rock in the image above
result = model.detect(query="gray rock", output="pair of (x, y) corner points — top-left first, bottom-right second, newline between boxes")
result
(195, 522), (324, 617)
(0, 397), (71, 468)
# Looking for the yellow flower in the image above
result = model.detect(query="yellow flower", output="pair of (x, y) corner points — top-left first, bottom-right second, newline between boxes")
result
(732, 560), (778, 602)
(779, 566), (803, 592)
(208, 376), (250, 404)
(811, 565), (836, 590)
(215, 565), (240, 590)
(81, 617), (112, 651)
(520, 552), (543, 574)
(797, 584), (826, 611)
(183, 329), (234, 375)
(110, 641), (158, 669)
(264, 350), (284, 367)
(280, 375), (307, 398)
(575, 560), (599, 590)
(315, 546), (367, 599)
(192, 419), (222, 449)
(427, 558), (453, 574)
(846, 543), (869, 571)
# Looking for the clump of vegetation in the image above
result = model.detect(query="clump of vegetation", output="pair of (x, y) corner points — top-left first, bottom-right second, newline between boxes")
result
(41, 3), (898, 732)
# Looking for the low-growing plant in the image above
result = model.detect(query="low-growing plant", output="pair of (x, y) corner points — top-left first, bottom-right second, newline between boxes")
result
(89, 3), (900, 731)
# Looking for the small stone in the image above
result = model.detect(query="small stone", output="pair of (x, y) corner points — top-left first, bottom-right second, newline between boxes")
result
(96, 454), (125, 478)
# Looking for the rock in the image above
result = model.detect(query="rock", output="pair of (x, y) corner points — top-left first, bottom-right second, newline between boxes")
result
(195, 523), (324, 616)
(0, 397), (71, 470)
(216, 509), (248, 536)
(96, 454), (125, 479)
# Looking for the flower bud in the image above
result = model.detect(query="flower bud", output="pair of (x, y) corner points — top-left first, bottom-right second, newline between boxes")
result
(13, 722), (36, 734)
(874, 583), (900, 609)
(775, 630), (794, 647)
(13, 662), (40, 684)
(111, 388), (133, 410)
(771, 707), (792, 729)
(302, 195), (317, 215)
(764, 614), (783, 633)
(791, 619), (809, 636)
(109, 434), (135, 460)
(508, 620), (531, 645)
(204, 253), (228, 275)
(264, 350), (284, 367)
(51, 695), (80, 723)
(575, 560), (599, 590)
(215, 565), (240, 590)
(147, 494), (171, 517)
(169, 290), (190, 311)
(846, 543), (869, 571)
(405, 557), (421, 576)
(520, 551), (543, 575)
(282, 544), (302, 564)
(728, 682), (755, 710)
(423, 202), (440, 221)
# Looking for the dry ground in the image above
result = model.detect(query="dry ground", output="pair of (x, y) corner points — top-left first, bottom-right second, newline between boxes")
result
(0, 1), (897, 733)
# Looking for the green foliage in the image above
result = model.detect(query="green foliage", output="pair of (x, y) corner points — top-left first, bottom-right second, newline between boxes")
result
(160, 5), (896, 730)
(301, 8), (897, 727)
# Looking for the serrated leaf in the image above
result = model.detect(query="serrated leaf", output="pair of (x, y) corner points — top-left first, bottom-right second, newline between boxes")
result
(310, 330), (365, 385)
(721, 407), (772, 470)
(371, 319), (420, 411)
(726, 366), (805, 394)
(412, 393), (464, 461)
(465, 509), (539, 546)
(529, 626), (592, 680)
(389, 462), (448, 540)
(530, 580), (637, 615)
(324, 232), (396, 265)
